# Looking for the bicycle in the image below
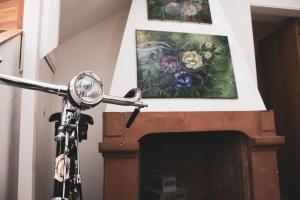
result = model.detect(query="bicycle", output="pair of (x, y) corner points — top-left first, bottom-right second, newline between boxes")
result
(0, 71), (148, 200)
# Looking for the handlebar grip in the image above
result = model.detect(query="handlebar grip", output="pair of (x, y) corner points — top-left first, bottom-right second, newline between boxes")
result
(101, 95), (148, 108)
(0, 73), (68, 96)
(126, 108), (140, 128)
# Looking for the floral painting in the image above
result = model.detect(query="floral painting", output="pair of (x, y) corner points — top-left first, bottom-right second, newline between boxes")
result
(136, 30), (238, 98)
(147, 0), (212, 24)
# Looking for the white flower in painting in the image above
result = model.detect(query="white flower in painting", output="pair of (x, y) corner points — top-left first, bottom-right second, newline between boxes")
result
(204, 51), (213, 60)
(192, 0), (203, 12)
(181, 0), (203, 17)
(182, 3), (198, 16)
(164, 2), (180, 16)
(205, 41), (214, 49)
(182, 51), (203, 69)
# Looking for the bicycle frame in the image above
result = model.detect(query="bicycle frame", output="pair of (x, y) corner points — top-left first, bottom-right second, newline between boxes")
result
(51, 98), (82, 199)
(0, 72), (147, 200)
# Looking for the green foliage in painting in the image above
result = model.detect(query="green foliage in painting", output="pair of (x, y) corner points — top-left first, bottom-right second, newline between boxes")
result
(136, 30), (238, 99)
(147, 0), (212, 24)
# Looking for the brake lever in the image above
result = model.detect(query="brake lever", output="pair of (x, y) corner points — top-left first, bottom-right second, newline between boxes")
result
(126, 108), (140, 128)
(123, 89), (143, 128)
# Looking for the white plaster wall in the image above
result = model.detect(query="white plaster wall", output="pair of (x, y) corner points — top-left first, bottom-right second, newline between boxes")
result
(215, 0), (257, 79)
(35, 59), (55, 200)
(52, 8), (129, 200)
(105, 0), (266, 112)
(0, 36), (22, 200)
(40, 0), (61, 58)
(59, 0), (131, 42)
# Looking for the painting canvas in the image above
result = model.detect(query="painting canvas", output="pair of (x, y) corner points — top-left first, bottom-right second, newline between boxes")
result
(147, 0), (212, 24)
(136, 30), (238, 99)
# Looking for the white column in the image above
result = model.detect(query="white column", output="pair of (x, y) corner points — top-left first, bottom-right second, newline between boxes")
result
(17, 0), (44, 199)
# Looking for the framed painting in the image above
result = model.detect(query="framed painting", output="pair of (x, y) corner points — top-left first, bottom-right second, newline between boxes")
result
(136, 30), (238, 99)
(147, 0), (212, 24)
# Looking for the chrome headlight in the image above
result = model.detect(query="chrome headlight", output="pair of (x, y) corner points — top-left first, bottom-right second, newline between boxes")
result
(69, 71), (104, 109)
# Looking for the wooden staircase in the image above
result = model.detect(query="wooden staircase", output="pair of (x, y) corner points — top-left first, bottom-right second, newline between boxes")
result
(0, 0), (23, 45)
(0, 0), (23, 30)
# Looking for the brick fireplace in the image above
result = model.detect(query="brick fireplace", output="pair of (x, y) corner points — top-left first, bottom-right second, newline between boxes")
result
(99, 111), (284, 200)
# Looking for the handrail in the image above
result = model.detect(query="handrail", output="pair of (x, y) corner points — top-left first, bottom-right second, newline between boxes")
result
(0, 29), (22, 45)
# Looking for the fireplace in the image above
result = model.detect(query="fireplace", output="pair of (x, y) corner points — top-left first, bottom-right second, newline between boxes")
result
(140, 132), (250, 200)
(99, 111), (284, 200)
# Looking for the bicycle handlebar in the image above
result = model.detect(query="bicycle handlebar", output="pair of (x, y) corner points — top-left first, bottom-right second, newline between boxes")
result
(102, 95), (146, 107)
(0, 73), (148, 108)
(0, 73), (68, 95)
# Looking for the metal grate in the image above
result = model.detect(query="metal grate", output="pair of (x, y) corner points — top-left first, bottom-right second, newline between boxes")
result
(149, 176), (177, 192)
(144, 188), (187, 200)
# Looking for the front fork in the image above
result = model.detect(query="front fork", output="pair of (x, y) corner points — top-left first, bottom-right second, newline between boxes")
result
(51, 98), (82, 200)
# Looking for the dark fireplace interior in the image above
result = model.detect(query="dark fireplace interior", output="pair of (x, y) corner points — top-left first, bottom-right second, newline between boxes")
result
(139, 132), (252, 200)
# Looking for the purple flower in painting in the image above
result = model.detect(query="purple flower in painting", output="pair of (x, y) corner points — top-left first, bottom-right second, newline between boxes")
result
(160, 55), (182, 73)
(173, 70), (193, 89)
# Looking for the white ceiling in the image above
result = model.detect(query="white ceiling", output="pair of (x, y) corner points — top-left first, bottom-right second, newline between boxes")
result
(59, 0), (132, 43)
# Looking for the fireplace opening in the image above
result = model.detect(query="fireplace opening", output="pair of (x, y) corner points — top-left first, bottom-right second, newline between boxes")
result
(139, 132), (252, 200)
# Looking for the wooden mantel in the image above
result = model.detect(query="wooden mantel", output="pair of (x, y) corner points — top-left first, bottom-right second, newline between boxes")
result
(99, 111), (285, 200)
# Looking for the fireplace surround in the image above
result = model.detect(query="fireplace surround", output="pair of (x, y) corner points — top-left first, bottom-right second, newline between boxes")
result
(99, 111), (284, 200)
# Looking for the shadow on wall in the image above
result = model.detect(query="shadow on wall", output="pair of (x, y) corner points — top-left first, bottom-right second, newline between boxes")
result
(59, 0), (132, 42)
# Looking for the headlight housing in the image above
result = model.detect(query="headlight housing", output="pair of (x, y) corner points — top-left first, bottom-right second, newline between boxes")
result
(68, 71), (104, 109)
